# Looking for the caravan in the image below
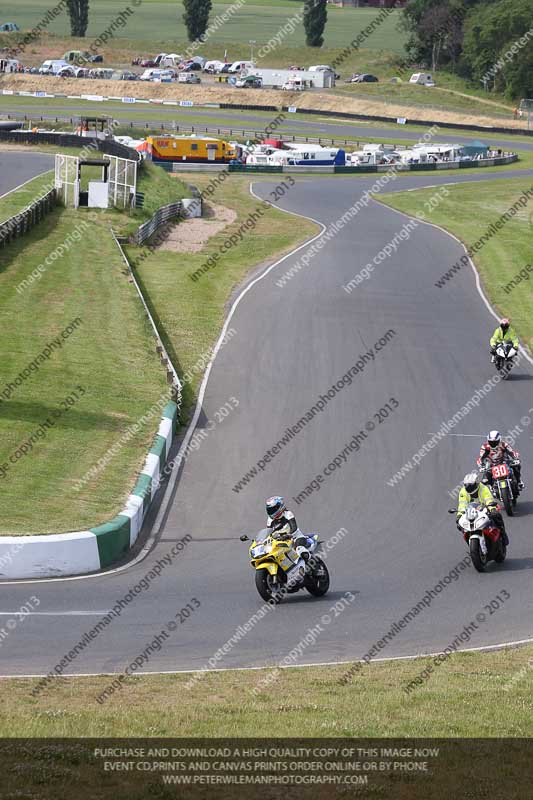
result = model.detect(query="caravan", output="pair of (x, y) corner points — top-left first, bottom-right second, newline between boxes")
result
(409, 72), (436, 87)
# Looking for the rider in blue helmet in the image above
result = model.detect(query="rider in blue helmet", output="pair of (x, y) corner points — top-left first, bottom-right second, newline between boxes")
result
(265, 496), (313, 561)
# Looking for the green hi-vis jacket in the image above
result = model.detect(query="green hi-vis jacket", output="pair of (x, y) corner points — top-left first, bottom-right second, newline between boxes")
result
(457, 484), (497, 517)
(490, 325), (519, 349)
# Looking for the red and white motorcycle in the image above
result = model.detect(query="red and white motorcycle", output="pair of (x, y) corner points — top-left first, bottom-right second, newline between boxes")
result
(451, 501), (507, 572)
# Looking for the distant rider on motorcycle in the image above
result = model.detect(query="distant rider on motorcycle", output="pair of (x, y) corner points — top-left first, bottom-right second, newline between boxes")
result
(477, 429), (524, 493)
(457, 473), (509, 546)
(490, 318), (519, 362)
(266, 496), (313, 561)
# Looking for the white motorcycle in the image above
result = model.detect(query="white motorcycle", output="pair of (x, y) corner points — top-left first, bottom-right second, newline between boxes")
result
(450, 502), (507, 572)
(493, 341), (517, 379)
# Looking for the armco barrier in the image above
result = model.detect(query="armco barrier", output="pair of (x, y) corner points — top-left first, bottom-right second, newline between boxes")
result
(130, 200), (183, 245)
(0, 188), (56, 247)
(228, 163), (282, 173)
(0, 402), (178, 580)
(0, 128), (140, 161)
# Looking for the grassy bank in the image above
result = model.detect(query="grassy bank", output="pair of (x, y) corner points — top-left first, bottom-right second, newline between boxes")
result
(0, 170), (53, 220)
(2, 644), (532, 736)
(378, 177), (533, 354)
(0, 201), (169, 535)
(127, 172), (317, 415)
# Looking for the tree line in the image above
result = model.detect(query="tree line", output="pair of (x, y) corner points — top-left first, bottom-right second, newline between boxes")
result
(400, 0), (532, 99)
(63, 0), (531, 98)
(62, 1), (329, 50)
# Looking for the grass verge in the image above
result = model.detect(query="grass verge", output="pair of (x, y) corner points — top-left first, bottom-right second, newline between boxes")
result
(0, 170), (53, 220)
(0, 197), (170, 535)
(2, 644), (532, 736)
(378, 177), (533, 354)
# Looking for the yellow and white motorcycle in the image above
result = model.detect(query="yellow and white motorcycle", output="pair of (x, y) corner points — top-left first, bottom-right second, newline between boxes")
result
(240, 527), (330, 603)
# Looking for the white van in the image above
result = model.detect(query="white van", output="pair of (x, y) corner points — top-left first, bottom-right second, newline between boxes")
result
(204, 60), (225, 73)
(409, 72), (435, 87)
(228, 60), (254, 73)
(39, 59), (70, 75)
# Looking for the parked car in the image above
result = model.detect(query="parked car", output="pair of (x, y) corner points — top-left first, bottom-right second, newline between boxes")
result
(235, 75), (262, 88)
(58, 65), (89, 78)
(178, 72), (200, 84)
(0, 22), (20, 32)
(140, 59), (156, 68)
(88, 68), (114, 79)
(180, 60), (202, 71)
(282, 80), (305, 91)
(352, 73), (379, 83)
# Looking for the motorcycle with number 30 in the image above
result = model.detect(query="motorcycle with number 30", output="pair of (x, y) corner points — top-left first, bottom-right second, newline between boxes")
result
(481, 459), (519, 516)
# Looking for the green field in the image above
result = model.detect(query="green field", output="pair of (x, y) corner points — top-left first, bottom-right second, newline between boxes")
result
(0, 160), (316, 533)
(0, 183), (169, 534)
(2, 644), (532, 737)
(2, 1), (406, 51)
(379, 178), (533, 355)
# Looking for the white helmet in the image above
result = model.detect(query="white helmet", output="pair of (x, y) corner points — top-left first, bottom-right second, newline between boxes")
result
(463, 472), (479, 495)
(487, 430), (501, 449)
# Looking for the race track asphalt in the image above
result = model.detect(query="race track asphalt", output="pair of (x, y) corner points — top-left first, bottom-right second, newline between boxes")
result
(0, 152), (54, 198)
(1, 153), (532, 679)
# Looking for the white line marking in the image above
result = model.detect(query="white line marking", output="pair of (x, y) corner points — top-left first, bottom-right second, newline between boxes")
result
(1, 636), (532, 680)
(428, 433), (483, 437)
(0, 181), (326, 588)
(150, 183), (326, 540)
(0, 611), (109, 616)
(0, 168), (53, 204)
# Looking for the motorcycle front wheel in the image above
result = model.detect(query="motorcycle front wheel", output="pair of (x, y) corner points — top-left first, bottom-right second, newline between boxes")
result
(494, 539), (507, 564)
(304, 557), (330, 597)
(501, 485), (514, 516)
(255, 569), (283, 603)
(470, 538), (487, 572)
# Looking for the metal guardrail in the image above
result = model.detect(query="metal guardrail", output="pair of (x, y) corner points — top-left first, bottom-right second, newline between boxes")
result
(111, 228), (182, 406)
(0, 188), (56, 247)
(0, 128), (141, 161)
(131, 201), (182, 245)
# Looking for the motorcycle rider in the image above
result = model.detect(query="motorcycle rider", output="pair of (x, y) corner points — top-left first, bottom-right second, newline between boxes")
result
(490, 318), (519, 362)
(265, 496), (313, 561)
(456, 472), (509, 546)
(477, 430), (524, 493)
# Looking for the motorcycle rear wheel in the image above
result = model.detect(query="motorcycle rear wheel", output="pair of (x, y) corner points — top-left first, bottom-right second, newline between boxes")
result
(304, 557), (330, 597)
(470, 538), (487, 572)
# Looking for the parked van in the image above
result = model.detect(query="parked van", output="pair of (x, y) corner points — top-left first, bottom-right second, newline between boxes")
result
(228, 60), (254, 73)
(204, 60), (225, 73)
(39, 59), (70, 75)
(409, 72), (435, 87)
(0, 58), (22, 73)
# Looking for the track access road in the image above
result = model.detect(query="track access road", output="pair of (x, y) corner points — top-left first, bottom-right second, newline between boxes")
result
(1, 157), (532, 679)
